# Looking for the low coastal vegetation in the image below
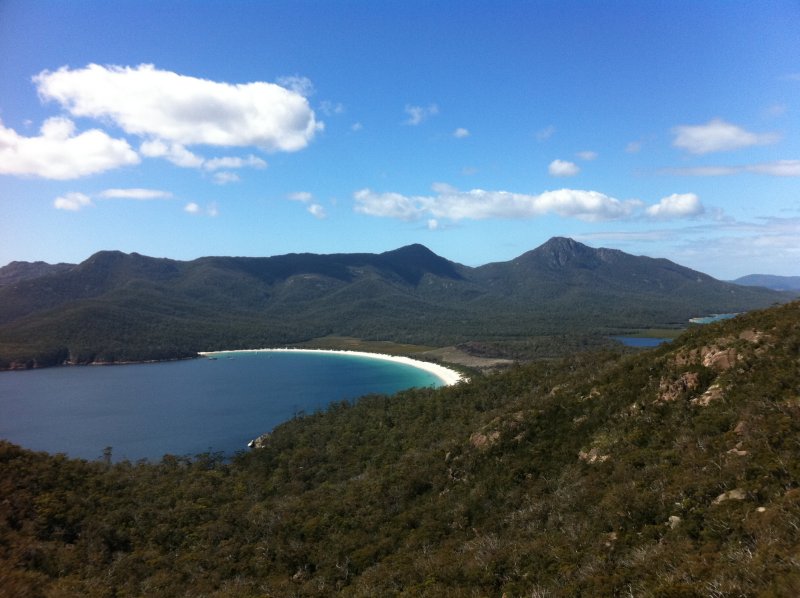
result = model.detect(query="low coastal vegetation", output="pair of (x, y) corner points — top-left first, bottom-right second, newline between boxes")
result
(2, 300), (799, 596)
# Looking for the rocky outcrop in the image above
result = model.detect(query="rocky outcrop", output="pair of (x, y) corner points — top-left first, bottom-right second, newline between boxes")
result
(470, 430), (500, 450)
(248, 433), (270, 449)
(713, 488), (746, 504)
(657, 372), (700, 403)
(691, 383), (724, 407)
(578, 447), (610, 464)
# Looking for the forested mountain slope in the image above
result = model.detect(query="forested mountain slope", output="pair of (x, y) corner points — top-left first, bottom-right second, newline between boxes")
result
(2, 301), (799, 596)
(0, 238), (790, 368)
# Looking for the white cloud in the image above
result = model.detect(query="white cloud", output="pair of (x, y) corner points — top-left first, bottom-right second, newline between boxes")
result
(746, 160), (800, 177)
(140, 139), (204, 168)
(308, 204), (327, 219)
(646, 193), (705, 219)
(354, 189), (424, 220)
(319, 100), (345, 116)
(212, 171), (240, 185)
(35, 64), (322, 153)
(625, 140), (642, 153)
(548, 159), (580, 177)
(663, 166), (740, 177)
(184, 201), (217, 216)
(404, 103), (438, 125)
(351, 122), (363, 132)
(141, 140), (267, 174)
(203, 155), (267, 171)
(288, 191), (313, 202)
(672, 118), (780, 154)
(275, 75), (315, 97)
(453, 127), (470, 138)
(354, 185), (642, 223)
(536, 125), (555, 141)
(576, 150), (598, 161)
(54, 192), (93, 211)
(427, 219), (440, 230)
(99, 188), (173, 200)
(54, 188), (174, 211)
(0, 117), (139, 179)
(664, 160), (800, 177)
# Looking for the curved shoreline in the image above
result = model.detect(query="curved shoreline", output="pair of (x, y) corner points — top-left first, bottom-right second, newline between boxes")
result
(198, 348), (465, 387)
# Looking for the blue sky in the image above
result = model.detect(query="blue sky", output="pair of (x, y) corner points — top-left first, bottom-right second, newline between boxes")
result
(1, 0), (798, 279)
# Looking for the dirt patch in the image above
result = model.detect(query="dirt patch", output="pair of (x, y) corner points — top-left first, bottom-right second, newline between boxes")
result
(423, 346), (515, 371)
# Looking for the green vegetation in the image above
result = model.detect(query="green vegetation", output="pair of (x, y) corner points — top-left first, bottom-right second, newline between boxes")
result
(2, 301), (800, 596)
(0, 238), (791, 369)
(294, 336), (437, 356)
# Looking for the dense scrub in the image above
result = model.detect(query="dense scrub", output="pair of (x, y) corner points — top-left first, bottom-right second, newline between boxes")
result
(1, 302), (799, 596)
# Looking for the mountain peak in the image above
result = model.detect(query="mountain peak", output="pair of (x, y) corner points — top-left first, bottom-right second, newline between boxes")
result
(379, 244), (463, 284)
(381, 243), (438, 258)
(519, 237), (601, 269)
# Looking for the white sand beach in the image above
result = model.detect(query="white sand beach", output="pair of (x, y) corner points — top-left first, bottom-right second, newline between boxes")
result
(198, 348), (465, 386)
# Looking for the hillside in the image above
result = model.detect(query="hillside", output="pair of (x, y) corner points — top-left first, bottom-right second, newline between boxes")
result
(2, 300), (799, 596)
(0, 238), (790, 369)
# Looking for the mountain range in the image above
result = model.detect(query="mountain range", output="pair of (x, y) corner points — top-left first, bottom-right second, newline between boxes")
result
(732, 273), (800, 292)
(0, 237), (792, 369)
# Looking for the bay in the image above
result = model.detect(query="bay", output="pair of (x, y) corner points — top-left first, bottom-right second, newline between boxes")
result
(611, 336), (670, 348)
(0, 351), (444, 462)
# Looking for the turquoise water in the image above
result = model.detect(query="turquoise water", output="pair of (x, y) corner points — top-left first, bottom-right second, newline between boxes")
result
(0, 351), (442, 462)
(689, 313), (738, 324)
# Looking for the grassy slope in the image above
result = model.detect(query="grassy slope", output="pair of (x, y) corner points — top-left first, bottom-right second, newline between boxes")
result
(1, 302), (799, 596)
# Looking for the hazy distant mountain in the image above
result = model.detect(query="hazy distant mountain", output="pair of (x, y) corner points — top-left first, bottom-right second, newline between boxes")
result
(0, 261), (74, 287)
(0, 238), (790, 368)
(733, 274), (800, 292)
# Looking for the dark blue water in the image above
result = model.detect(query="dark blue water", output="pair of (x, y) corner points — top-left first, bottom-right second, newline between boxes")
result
(612, 336), (670, 348)
(0, 351), (442, 462)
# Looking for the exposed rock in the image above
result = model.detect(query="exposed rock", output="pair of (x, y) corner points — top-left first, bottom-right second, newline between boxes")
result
(292, 568), (309, 582)
(470, 430), (500, 450)
(702, 347), (738, 371)
(578, 447), (610, 464)
(713, 488), (746, 505)
(734, 420), (749, 435)
(667, 515), (682, 529)
(657, 371), (700, 403)
(691, 383), (724, 407)
(727, 447), (748, 456)
(739, 329), (765, 343)
(581, 387), (601, 401)
(674, 339), (743, 372)
(248, 433), (271, 449)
